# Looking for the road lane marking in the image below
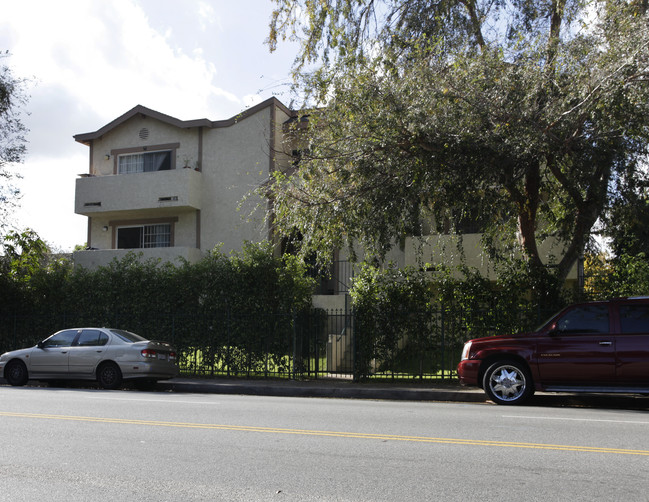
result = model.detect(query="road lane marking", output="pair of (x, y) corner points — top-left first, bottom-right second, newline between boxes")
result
(2, 411), (648, 456)
(503, 415), (649, 425)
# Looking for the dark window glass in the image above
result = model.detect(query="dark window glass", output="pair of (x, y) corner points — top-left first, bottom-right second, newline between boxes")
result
(109, 329), (147, 343)
(43, 330), (78, 348)
(556, 305), (609, 333)
(117, 227), (142, 249)
(620, 305), (649, 333)
(77, 330), (109, 347)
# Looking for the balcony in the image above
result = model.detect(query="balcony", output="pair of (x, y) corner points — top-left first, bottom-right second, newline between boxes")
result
(73, 246), (204, 269)
(75, 168), (202, 217)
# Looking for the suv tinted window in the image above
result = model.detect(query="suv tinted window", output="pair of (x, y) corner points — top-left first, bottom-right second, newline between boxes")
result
(619, 304), (649, 333)
(556, 305), (609, 333)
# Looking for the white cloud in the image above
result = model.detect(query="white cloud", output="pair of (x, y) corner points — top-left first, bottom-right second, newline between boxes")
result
(0, 0), (299, 251)
(197, 1), (217, 31)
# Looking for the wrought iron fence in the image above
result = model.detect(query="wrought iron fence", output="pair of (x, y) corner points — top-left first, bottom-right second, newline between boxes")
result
(0, 305), (536, 381)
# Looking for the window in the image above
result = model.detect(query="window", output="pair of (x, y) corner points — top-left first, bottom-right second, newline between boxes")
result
(118, 150), (171, 174)
(109, 329), (147, 343)
(117, 223), (171, 249)
(43, 330), (78, 348)
(556, 305), (609, 333)
(620, 305), (649, 333)
(76, 330), (109, 347)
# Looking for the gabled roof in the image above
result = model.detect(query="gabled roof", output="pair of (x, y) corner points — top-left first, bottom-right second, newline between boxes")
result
(74, 97), (294, 145)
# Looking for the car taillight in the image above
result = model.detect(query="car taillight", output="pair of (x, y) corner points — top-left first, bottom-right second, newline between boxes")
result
(141, 349), (157, 359)
(169, 351), (177, 362)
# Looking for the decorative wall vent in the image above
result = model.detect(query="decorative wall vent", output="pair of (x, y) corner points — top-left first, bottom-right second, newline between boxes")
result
(139, 128), (149, 140)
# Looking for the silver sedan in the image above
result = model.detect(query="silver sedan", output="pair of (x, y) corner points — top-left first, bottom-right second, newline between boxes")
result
(0, 328), (179, 389)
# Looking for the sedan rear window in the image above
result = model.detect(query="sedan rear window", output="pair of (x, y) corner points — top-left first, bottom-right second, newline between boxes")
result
(109, 329), (147, 343)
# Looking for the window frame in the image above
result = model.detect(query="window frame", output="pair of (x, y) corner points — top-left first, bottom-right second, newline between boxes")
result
(110, 217), (178, 249)
(111, 143), (180, 175)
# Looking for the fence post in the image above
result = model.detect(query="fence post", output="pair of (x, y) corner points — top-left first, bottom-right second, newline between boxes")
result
(291, 311), (296, 380)
(441, 307), (446, 380)
(351, 307), (358, 382)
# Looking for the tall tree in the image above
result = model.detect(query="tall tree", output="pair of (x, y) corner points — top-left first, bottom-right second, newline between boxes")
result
(0, 53), (29, 236)
(267, 0), (649, 287)
(603, 164), (649, 259)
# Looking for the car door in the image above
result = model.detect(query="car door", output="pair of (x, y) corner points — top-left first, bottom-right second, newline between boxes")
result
(536, 304), (615, 387)
(68, 329), (109, 375)
(29, 329), (79, 376)
(614, 302), (649, 386)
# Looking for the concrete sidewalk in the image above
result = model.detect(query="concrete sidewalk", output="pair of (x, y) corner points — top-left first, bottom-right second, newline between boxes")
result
(156, 377), (488, 402)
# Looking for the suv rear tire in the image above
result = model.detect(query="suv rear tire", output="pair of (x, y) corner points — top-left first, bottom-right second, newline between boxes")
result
(483, 360), (534, 405)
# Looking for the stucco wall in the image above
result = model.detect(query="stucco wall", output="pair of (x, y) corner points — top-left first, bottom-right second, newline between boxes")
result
(89, 117), (198, 176)
(198, 106), (272, 254)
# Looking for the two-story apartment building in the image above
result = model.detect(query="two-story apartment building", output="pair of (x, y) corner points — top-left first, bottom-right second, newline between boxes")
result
(73, 97), (579, 287)
(73, 98), (293, 269)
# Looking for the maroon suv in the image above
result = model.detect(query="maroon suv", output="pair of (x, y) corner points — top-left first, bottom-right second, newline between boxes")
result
(457, 297), (649, 405)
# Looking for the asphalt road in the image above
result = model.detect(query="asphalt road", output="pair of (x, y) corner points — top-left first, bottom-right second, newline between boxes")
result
(1, 386), (648, 501)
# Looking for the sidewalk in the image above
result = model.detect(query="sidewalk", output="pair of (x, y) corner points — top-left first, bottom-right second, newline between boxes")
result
(156, 377), (488, 403)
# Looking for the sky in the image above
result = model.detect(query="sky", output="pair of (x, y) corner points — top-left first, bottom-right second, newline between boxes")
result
(0, 0), (300, 252)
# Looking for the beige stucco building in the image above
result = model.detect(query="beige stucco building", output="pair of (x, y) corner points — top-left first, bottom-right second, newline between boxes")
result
(72, 97), (578, 295)
(73, 98), (293, 269)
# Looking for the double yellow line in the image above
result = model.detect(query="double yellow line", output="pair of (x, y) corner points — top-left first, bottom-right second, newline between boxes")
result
(1, 411), (647, 456)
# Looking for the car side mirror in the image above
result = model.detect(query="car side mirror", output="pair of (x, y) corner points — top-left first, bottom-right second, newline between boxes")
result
(547, 323), (559, 336)
(37, 341), (45, 349)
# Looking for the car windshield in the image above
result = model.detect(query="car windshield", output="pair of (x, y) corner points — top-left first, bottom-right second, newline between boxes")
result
(108, 329), (148, 343)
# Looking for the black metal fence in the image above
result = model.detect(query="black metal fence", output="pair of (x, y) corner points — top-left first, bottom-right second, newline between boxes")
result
(0, 306), (515, 381)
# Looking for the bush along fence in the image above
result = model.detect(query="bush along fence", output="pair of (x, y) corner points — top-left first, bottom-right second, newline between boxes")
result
(0, 243), (573, 382)
(0, 303), (548, 382)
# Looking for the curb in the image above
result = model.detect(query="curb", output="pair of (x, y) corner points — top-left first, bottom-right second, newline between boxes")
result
(157, 379), (488, 402)
(1, 376), (487, 403)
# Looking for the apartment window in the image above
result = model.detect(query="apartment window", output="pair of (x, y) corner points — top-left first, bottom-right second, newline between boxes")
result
(118, 150), (171, 174)
(117, 223), (172, 249)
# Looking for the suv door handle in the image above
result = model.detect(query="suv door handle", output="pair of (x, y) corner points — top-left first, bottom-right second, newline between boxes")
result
(599, 341), (613, 346)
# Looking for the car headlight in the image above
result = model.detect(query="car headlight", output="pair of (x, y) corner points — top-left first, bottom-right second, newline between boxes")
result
(460, 341), (472, 361)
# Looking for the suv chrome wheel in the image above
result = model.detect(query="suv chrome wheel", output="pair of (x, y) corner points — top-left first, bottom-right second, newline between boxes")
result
(483, 360), (533, 405)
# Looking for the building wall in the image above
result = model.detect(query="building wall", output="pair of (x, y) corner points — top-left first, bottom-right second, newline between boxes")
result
(90, 118), (198, 176)
(74, 101), (290, 268)
(199, 106), (272, 253)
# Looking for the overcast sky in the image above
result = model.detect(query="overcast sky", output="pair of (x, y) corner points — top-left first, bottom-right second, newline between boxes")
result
(1, 0), (299, 251)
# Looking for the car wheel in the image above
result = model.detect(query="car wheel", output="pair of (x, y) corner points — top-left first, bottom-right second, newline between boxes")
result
(97, 362), (122, 390)
(5, 360), (28, 386)
(483, 360), (533, 405)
